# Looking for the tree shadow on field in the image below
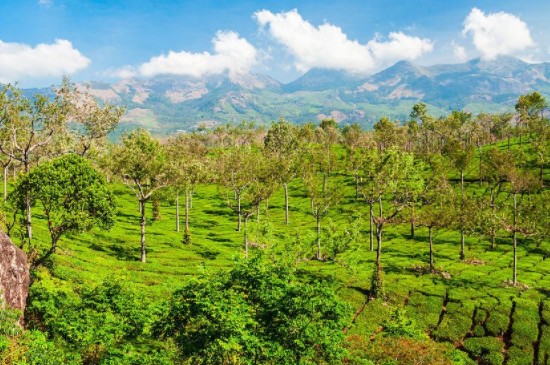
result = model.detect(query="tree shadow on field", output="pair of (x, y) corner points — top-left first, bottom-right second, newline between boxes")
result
(108, 244), (139, 261)
(196, 248), (221, 260)
(203, 208), (232, 217)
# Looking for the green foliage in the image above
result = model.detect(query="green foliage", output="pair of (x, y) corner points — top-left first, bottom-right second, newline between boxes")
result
(154, 257), (350, 364)
(462, 337), (503, 365)
(382, 308), (427, 340)
(26, 278), (166, 364)
(11, 154), (116, 248)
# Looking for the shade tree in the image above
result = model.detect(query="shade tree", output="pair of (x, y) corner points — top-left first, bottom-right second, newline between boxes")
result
(109, 129), (170, 263)
(11, 154), (116, 268)
(0, 84), (68, 244)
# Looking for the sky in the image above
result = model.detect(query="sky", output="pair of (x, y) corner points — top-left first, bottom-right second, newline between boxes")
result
(0, 0), (549, 87)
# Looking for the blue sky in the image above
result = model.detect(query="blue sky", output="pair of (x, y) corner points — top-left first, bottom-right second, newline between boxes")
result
(1, 0), (549, 86)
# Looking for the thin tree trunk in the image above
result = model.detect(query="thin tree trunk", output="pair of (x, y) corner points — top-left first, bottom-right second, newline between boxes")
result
(429, 227), (434, 273)
(369, 201), (374, 251)
(410, 204), (415, 239)
(376, 225), (382, 269)
(256, 203), (260, 223)
(190, 189), (193, 209)
(237, 194), (241, 231)
(284, 183), (289, 225)
(175, 194), (180, 232)
(478, 145), (482, 186)
(3, 165), (7, 202)
(185, 190), (190, 231)
(316, 211), (321, 260)
(140, 200), (146, 263)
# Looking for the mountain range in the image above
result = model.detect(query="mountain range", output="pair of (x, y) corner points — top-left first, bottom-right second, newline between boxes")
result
(29, 56), (550, 134)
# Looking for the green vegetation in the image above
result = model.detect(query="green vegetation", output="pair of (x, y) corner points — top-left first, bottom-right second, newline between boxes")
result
(0, 83), (548, 364)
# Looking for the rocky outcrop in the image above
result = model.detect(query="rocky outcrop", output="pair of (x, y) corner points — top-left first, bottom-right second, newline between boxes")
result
(0, 231), (29, 313)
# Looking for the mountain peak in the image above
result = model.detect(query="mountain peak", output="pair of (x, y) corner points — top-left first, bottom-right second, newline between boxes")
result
(284, 68), (363, 92)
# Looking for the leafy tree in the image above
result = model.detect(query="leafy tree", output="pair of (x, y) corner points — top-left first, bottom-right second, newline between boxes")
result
(504, 168), (541, 286)
(442, 138), (474, 259)
(109, 129), (169, 263)
(0, 84), (68, 243)
(515, 91), (547, 147)
(370, 148), (424, 297)
(11, 154), (116, 268)
(154, 257), (350, 364)
(56, 77), (124, 156)
(166, 133), (209, 243)
(264, 118), (300, 224)
(417, 176), (455, 272)
(303, 144), (341, 260)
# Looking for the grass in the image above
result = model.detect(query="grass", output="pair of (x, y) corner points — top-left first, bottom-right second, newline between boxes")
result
(22, 137), (550, 363)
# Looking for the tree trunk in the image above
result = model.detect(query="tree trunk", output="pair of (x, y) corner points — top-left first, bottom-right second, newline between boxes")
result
(26, 192), (32, 243)
(3, 165), (7, 202)
(375, 225), (382, 269)
(460, 228), (465, 261)
(316, 211), (321, 260)
(283, 183), (289, 225)
(256, 203), (260, 223)
(369, 201), (374, 251)
(175, 194), (180, 232)
(410, 204), (415, 239)
(185, 190), (189, 231)
(140, 200), (146, 263)
(237, 194), (241, 231)
(478, 145), (482, 186)
(429, 227), (434, 273)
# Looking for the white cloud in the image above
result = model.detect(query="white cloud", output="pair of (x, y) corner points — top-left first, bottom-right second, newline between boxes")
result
(462, 8), (534, 60)
(452, 43), (468, 62)
(254, 9), (433, 74)
(0, 39), (90, 83)
(138, 31), (257, 78)
(38, 0), (52, 6)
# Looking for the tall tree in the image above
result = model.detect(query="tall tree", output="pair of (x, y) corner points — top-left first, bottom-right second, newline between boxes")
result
(442, 138), (474, 259)
(56, 77), (124, 156)
(505, 168), (540, 286)
(370, 148), (424, 297)
(109, 129), (169, 263)
(166, 133), (208, 244)
(264, 118), (300, 224)
(0, 84), (68, 244)
(416, 176), (455, 272)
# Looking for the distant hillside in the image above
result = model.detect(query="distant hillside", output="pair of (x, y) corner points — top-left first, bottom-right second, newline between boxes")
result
(24, 56), (550, 134)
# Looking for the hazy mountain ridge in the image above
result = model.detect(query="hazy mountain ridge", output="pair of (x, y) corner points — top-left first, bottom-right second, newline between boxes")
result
(23, 56), (550, 134)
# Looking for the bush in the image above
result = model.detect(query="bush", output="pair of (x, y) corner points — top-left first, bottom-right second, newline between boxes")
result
(463, 337), (503, 365)
(154, 257), (351, 364)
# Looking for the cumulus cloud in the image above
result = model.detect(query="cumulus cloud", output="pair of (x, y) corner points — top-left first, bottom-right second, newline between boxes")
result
(138, 31), (257, 78)
(254, 9), (433, 74)
(452, 43), (468, 62)
(462, 8), (534, 60)
(0, 39), (90, 83)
